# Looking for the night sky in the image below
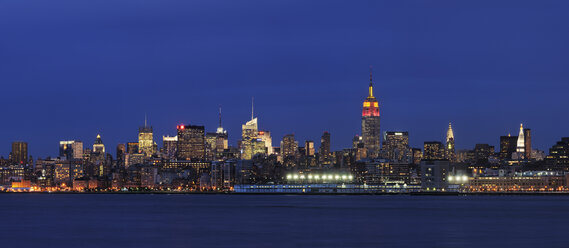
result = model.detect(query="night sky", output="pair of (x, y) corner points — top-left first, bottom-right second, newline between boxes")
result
(1, 0), (569, 158)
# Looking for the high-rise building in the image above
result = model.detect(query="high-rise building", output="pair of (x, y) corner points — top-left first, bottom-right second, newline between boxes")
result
(545, 137), (569, 169)
(499, 134), (517, 160)
(474, 144), (495, 165)
(93, 134), (105, 154)
(445, 123), (456, 162)
(162, 136), (178, 160)
(59, 140), (83, 159)
(116, 144), (126, 161)
(281, 134), (298, 158)
(241, 118), (258, 160)
(177, 125), (206, 161)
(423, 141), (445, 160)
(361, 69), (381, 158)
(524, 128), (532, 159)
(305, 140), (315, 156)
(258, 131), (272, 155)
(206, 106), (229, 161)
(127, 142), (139, 154)
(138, 118), (154, 157)
(319, 132), (331, 164)
(11, 142), (28, 165)
(383, 131), (410, 163)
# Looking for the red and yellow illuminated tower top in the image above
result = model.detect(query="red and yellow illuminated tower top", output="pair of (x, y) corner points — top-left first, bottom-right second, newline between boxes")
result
(362, 71), (379, 117)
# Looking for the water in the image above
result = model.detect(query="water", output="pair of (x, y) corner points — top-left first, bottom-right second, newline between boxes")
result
(0, 194), (567, 248)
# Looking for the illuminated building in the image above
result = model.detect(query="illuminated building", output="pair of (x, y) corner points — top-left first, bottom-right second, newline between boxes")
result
(445, 123), (456, 162)
(127, 142), (139, 154)
(361, 69), (381, 158)
(515, 123), (525, 157)
(305, 140), (315, 156)
(176, 124), (205, 161)
(319, 132), (331, 164)
(11, 141), (28, 165)
(116, 143), (126, 161)
(258, 131), (272, 155)
(162, 136), (178, 160)
(59, 140), (84, 160)
(281, 134), (298, 158)
(412, 148), (423, 165)
(138, 118), (155, 157)
(207, 107), (230, 160)
(241, 118), (258, 160)
(93, 134), (105, 154)
(423, 141), (445, 160)
(383, 131), (411, 163)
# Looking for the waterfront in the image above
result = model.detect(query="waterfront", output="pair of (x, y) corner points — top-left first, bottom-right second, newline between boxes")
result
(0, 195), (567, 248)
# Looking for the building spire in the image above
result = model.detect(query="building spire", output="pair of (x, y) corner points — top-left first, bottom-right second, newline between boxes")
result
(446, 122), (454, 142)
(144, 113), (147, 128)
(369, 66), (374, 98)
(251, 97), (254, 120)
(218, 105), (222, 128)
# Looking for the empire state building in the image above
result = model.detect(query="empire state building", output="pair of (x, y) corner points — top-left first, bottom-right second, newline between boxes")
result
(361, 70), (380, 158)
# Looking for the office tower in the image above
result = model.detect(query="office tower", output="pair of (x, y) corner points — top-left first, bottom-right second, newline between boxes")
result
(241, 99), (258, 160)
(127, 142), (139, 154)
(499, 134), (517, 159)
(138, 117), (154, 157)
(216, 106), (229, 149)
(116, 144), (126, 161)
(305, 140), (315, 156)
(162, 136), (178, 160)
(383, 131), (410, 163)
(361, 69), (381, 158)
(93, 134), (105, 154)
(445, 123), (456, 162)
(545, 137), (569, 168)
(319, 131), (331, 164)
(177, 124), (205, 161)
(11, 142), (28, 165)
(524, 128), (532, 159)
(59, 140), (83, 159)
(474, 144), (495, 165)
(420, 160), (449, 190)
(412, 148), (423, 165)
(258, 131), (272, 155)
(423, 141), (445, 160)
(281, 134), (298, 158)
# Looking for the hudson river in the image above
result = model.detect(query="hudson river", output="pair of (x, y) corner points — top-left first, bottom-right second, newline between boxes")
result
(1, 194), (567, 248)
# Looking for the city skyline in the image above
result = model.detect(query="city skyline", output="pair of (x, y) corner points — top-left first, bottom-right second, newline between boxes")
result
(1, 1), (569, 157)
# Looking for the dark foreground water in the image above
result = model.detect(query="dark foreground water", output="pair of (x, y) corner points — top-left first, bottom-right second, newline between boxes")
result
(0, 194), (567, 248)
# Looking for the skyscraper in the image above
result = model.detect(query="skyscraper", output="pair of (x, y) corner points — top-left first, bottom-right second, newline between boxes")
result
(319, 131), (331, 164)
(281, 134), (298, 158)
(138, 117), (154, 157)
(162, 136), (178, 160)
(59, 140), (84, 159)
(383, 131), (411, 163)
(241, 99), (258, 160)
(516, 123), (525, 154)
(423, 141), (445, 160)
(524, 128), (532, 159)
(305, 140), (315, 156)
(11, 141), (28, 165)
(362, 69), (381, 158)
(445, 123), (456, 162)
(177, 124), (205, 161)
(499, 134), (517, 160)
(93, 134), (105, 154)
(258, 131), (272, 155)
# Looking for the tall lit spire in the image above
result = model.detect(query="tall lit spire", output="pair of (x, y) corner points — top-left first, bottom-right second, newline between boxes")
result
(219, 105), (222, 128)
(516, 123), (525, 153)
(144, 113), (147, 128)
(368, 66), (374, 98)
(446, 122), (454, 142)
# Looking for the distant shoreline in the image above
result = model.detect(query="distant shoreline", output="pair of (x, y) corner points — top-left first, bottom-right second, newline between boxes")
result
(2, 191), (569, 196)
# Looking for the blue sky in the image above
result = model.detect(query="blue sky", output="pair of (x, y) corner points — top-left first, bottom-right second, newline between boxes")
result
(1, 0), (568, 158)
